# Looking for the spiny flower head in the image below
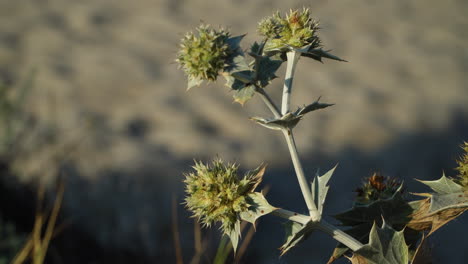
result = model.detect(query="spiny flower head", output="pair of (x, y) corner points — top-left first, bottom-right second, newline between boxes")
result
(259, 8), (321, 52)
(455, 142), (468, 189)
(177, 25), (231, 86)
(184, 159), (263, 234)
(355, 173), (403, 205)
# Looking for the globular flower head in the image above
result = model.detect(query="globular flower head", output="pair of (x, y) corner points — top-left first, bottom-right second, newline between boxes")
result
(184, 159), (263, 234)
(257, 12), (283, 39)
(177, 25), (231, 87)
(355, 173), (403, 205)
(259, 8), (321, 52)
(455, 142), (468, 189)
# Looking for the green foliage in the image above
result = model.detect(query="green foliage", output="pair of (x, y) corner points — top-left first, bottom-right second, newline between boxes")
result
(329, 172), (468, 263)
(350, 221), (408, 264)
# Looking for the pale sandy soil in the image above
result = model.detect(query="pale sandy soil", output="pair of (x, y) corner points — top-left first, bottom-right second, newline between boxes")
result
(1, 0), (467, 262)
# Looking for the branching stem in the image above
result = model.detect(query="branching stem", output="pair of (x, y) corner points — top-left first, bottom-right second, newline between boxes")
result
(256, 57), (364, 252)
(282, 128), (320, 220)
(255, 86), (281, 119)
(272, 208), (364, 251)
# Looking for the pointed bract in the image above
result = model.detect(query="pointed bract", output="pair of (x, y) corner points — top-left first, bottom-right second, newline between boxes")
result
(311, 165), (336, 216)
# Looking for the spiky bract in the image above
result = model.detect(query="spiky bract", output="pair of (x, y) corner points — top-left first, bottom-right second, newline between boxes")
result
(184, 159), (262, 234)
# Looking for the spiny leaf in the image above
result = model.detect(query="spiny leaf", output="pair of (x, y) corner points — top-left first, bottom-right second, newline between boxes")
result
(280, 220), (315, 256)
(255, 56), (282, 88)
(233, 85), (256, 105)
(294, 97), (334, 116)
(330, 188), (412, 263)
(408, 174), (468, 234)
(302, 48), (347, 62)
(417, 174), (464, 194)
(240, 192), (276, 227)
(226, 34), (245, 51)
(334, 186), (411, 227)
(350, 220), (408, 264)
(224, 50), (251, 74)
(311, 165), (336, 216)
(250, 112), (302, 131)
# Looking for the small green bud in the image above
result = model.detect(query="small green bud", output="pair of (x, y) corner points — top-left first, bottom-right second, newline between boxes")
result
(355, 173), (402, 204)
(260, 8), (321, 52)
(257, 12), (282, 39)
(455, 142), (468, 189)
(184, 159), (263, 234)
(177, 25), (231, 87)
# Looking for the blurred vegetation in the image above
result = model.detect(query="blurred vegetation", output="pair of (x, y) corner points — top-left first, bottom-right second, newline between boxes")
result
(0, 70), (34, 157)
(0, 217), (26, 264)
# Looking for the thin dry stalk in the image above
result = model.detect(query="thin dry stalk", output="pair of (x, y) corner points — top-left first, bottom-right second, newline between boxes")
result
(172, 195), (184, 264)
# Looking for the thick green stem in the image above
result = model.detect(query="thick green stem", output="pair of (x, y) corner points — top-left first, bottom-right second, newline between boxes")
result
(281, 51), (301, 115)
(282, 129), (320, 221)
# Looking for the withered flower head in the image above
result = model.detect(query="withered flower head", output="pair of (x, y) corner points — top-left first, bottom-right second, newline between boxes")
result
(355, 172), (403, 204)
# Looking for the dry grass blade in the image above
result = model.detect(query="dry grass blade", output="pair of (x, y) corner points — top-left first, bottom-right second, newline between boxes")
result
(172, 194), (184, 264)
(190, 220), (205, 264)
(10, 181), (65, 264)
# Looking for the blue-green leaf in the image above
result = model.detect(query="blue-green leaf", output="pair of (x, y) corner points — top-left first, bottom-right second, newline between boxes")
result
(240, 192), (276, 226)
(351, 220), (408, 264)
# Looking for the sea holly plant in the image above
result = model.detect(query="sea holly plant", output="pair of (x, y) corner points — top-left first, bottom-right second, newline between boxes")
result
(177, 8), (468, 263)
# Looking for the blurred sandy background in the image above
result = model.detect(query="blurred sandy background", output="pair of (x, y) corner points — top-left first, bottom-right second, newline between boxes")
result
(1, 0), (467, 263)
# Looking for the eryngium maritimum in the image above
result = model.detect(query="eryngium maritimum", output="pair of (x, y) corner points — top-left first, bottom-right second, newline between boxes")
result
(177, 25), (230, 84)
(184, 159), (263, 233)
(259, 8), (321, 51)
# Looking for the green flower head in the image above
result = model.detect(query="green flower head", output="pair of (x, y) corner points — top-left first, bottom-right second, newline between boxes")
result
(355, 173), (403, 205)
(184, 159), (263, 234)
(177, 25), (231, 87)
(455, 142), (468, 189)
(259, 8), (321, 52)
